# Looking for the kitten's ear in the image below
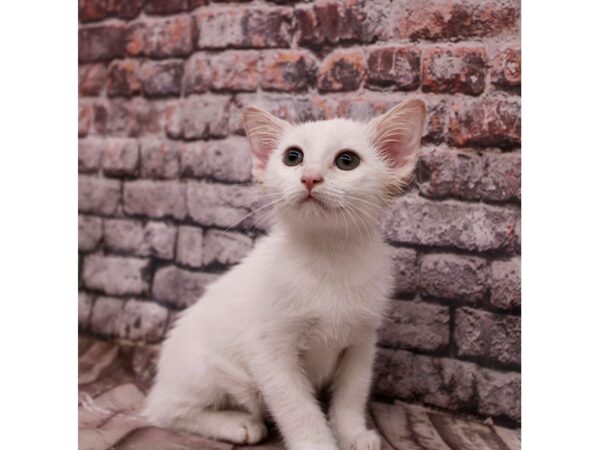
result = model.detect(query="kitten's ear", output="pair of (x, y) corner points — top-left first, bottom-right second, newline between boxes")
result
(243, 106), (290, 181)
(368, 99), (426, 174)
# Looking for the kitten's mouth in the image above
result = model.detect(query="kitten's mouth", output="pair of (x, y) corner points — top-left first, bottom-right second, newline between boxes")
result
(300, 194), (327, 209)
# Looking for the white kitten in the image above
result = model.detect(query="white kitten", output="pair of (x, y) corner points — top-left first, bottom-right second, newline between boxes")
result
(144, 99), (426, 450)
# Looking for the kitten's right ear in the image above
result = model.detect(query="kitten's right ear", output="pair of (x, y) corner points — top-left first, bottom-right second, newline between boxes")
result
(242, 106), (289, 181)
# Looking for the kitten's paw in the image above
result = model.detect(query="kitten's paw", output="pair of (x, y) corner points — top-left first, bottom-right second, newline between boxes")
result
(349, 430), (381, 450)
(227, 417), (268, 444)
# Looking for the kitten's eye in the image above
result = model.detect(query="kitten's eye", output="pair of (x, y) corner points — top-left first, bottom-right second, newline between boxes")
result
(283, 147), (304, 166)
(335, 151), (360, 171)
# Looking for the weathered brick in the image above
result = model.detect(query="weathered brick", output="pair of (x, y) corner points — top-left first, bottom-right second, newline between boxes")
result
(455, 307), (520, 366)
(203, 229), (253, 266)
(196, 6), (292, 49)
(385, 196), (519, 253)
(317, 49), (365, 92)
(104, 218), (176, 259)
(79, 102), (92, 137)
(79, 292), (94, 328)
(492, 45), (521, 90)
(389, 247), (418, 295)
(140, 139), (180, 179)
(422, 46), (487, 95)
(379, 301), (450, 352)
(125, 16), (194, 58)
(79, 63), (107, 96)
(490, 258), (521, 310)
(79, 0), (144, 22)
(94, 98), (163, 137)
(207, 51), (260, 92)
(145, 0), (189, 15)
(79, 215), (103, 252)
(89, 296), (123, 336)
(140, 60), (183, 97)
(480, 152), (521, 202)
(476, 368), (521, 421)
(79, 24), (126, 62)
(79, 138), (103, 174)
(261, 50), (316, 92)
(420, 253), (488, 303)
(79, 176), (121, 215)
(182, 53), (210, 95)
(123, 180), (186, 219)
(418, 146), (483, 201)
(448, 97), (521, 148)
(83, 254), (150, 296)
(102, 138), (139, 177)
(422, 99), (447, 144)
(373, 348), (415, 399)
(152, 266), (218, 308)
(166, 95), (230, 140)
(107, 60), (141, 97)
(116, 299), (169, 342)
(295, 1), (384, 47)
(392, 0), (520, 41)
(180, 137), (252, 183)
(176, 226), (204, 268)
(186, 181), (263, 228)
(366, 47), (420, 91)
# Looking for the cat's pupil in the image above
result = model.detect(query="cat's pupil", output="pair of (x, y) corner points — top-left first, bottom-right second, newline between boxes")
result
(335, 151), (360, 171)
(283, 147), (303, 166)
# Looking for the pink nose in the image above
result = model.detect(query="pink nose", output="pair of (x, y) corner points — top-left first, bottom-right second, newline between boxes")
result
(301, 174), (323, 193)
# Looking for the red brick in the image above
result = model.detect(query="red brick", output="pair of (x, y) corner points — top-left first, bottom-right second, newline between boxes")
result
(123, 180), (186, 219)
(294, 1), (384, 47)
(422, 46), (487, 96)
(203, 229), (253, 266)
(107, 60), (141, 97)
(261, 50), (316, 92)
(104, 218), (176, 260)
(317, 49), (365, 92)
(209, 51), (260, 92)
(195, 6), (292, 49)
(140, 139), (180, 179)
(379, 301), (450, 352)
(476, 368), (520, 421)
(93, 98), (163, 137)
(176, 226), (204, 268)
(448, 97), (521, 148)
(490, 257), (521, 310)
(455, 307), (520, 366)
(116, 299), (169, 343)
(418, 146), (483, 201)
(366, 46), (420, 91)
(79, 102), (92, 137)
(125, 16), (194, 58)
(180, 137), (252, 183)
(182, 53), (210, 95)
(79, 138), (103, 174)
(422, 99), (447, 144)
(102, 138), (139, 177)
(79, 0), (144, 22)
(79, 215), (103, 252)
(145, 0), (189, 15)
(480, 152), (521, 201)
(492, 45), (521, 90)
(420, 253), (488, 303)
(83, 254), (150, 296)
(392, 0), (520, 41)
(152, 266), (218, 308)
(166, 95), (230, 139)
(79, 64), (107, 96)
(140, 60), (183, 97)
(390, 247), (418, 295)
(79, 176), (121, 215)
(385, 195), (519, 253)
(79, 24), (126, 62)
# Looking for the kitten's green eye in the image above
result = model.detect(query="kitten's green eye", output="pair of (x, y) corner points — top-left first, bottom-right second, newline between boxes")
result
(335, 151), (360, 171)
(283, 147), (304, 166)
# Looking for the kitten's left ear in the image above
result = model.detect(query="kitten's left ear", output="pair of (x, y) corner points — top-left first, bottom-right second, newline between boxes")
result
(243, 106), (290, 181)
(368, 99), (426, 175)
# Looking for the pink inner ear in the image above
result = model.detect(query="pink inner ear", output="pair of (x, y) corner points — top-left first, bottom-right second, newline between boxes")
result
(243, 107), (287, 172)
(373, 122), (419, 169)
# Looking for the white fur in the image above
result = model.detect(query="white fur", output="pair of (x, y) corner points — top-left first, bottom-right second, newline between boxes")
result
(144, 99), (426, 450)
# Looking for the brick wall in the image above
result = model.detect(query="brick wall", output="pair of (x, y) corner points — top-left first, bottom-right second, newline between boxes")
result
(78, 0), (521, 426)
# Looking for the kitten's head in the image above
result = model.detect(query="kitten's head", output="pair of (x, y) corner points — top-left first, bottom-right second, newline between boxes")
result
(243, 99), (426, 233)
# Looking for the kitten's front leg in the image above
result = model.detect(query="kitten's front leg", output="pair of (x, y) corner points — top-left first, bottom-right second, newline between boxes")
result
(249, 336), (338, 450)
(329, 332), (381, 450)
